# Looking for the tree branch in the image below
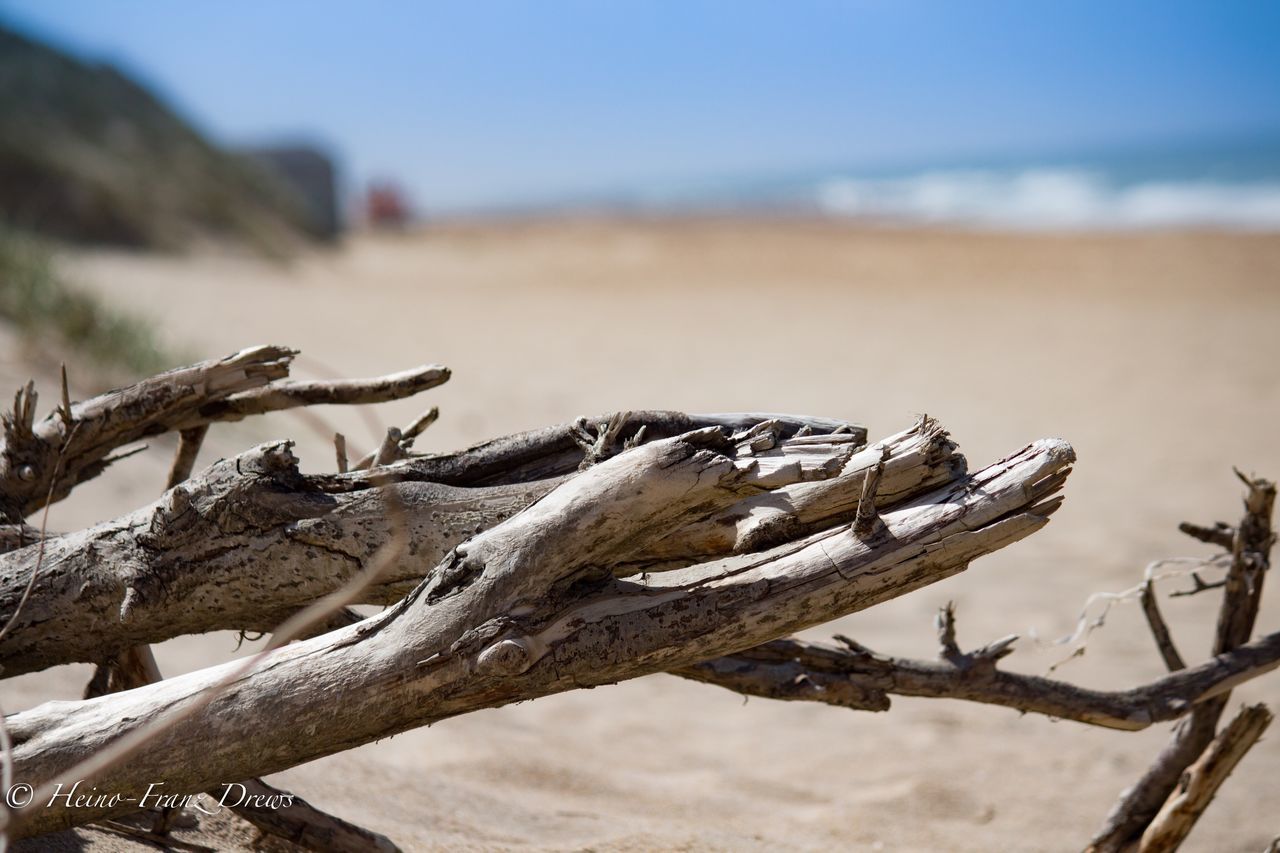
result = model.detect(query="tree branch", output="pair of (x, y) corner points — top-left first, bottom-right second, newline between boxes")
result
(1140, 580), (1187, 672)
(0, 347), (451, 521)
(676, 629), (1280, 731)
(1088, 473), (1275, 851)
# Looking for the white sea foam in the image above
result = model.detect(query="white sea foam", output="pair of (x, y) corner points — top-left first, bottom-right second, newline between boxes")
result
(815, 168), (1280, 230)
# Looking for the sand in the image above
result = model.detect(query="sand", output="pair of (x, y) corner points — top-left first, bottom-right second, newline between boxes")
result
(5, 219), (1280, 851)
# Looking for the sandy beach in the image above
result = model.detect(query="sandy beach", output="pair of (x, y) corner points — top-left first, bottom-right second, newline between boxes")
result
(5, 218), (1280, 851)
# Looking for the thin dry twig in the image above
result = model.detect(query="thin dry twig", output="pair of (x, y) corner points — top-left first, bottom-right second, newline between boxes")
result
(1178, 520), (1235, 550)
(334, 432), (348, 474)
(852, 445), (889, 539)
(1169, 572), (1227, 598)
(1140, 580), (1187, 672)
(352, 407), (440, 470)
(165, 426), (210, 490)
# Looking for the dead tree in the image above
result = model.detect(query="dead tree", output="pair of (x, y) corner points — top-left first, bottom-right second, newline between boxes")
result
(0, 346), (1274, 851)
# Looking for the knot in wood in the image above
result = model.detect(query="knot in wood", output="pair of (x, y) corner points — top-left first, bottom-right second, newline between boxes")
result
(476, 637), (534, 676)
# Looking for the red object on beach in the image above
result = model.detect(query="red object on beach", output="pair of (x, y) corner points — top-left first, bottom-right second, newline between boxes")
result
(366, 183), (410, 227)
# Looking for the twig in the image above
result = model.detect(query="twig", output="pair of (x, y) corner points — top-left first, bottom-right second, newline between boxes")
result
(288, 352), (400, 444)
(57, 364), (71, 430)
(1178, 521), (1235, 550)
(165, 426), (210, 490)
(207, 364), (450, 421)
(401, 406), (439, 442)
(1169, 572), (1226, 598)
(852, 446), (889, 539)
(334, 432), (348, 474)
(369, 427), (404, 469)
(351, 407), (439, 470)
(1045, 556), (1229, 671)
(1140, 580), (1187, 672)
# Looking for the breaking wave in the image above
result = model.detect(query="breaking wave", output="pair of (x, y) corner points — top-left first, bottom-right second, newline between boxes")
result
(814, 168), (1280, 230)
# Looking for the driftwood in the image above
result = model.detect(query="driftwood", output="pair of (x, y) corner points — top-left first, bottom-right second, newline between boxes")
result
(0, 346), (450, 522)
(1087, 472), (1276, 852)
(7, 426), (1072, 838)
(0, 346), (1275, 851)
(0, 412), (877, 676)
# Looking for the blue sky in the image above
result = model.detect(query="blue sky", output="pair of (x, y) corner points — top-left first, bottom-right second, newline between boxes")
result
(2, 1), (1278, 210)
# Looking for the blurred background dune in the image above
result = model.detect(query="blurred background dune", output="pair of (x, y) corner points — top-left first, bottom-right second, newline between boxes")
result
(1, 2), (1278, 851)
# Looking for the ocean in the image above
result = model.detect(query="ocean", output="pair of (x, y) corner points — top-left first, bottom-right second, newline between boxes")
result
(589, 135), (1280, 231)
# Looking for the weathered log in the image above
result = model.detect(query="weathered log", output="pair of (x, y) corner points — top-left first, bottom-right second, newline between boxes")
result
(6, 429), (1072, 837)
(0, 413), (885, 677)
